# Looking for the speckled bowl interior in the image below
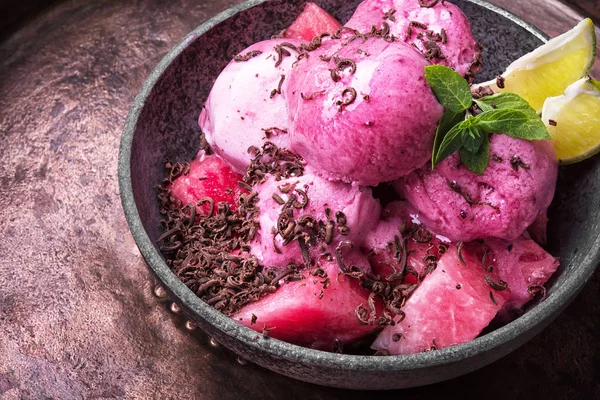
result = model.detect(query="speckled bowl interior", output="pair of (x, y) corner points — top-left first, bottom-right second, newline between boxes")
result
(119, 0), (600, 389)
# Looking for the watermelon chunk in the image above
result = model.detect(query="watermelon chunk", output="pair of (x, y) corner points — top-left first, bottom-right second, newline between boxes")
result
(486, 236), (560, 321)
(168, 152), (247, 216)
(372, 243), (511, 355)
(232, 251), (381, 350)
(284, 2), (342, 42)
(362, 201), (448, 285)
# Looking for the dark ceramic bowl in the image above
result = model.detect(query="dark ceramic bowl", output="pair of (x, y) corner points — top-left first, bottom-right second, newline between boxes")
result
(118, 0), (600, 389)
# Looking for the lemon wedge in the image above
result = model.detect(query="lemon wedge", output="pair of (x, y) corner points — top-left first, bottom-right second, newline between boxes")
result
(541, 77), (600, 164)
(487, 18), (596, 112)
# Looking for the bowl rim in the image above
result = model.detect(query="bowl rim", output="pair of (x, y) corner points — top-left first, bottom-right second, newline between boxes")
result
(118, 0), (600, 373)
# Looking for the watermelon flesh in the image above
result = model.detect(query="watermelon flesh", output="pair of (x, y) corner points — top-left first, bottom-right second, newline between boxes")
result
(486, 236), (560, 321)
(372, 243), (511, 355)
(232, 251), (382, 350)
(362, 201), (447, 285)
(167, 152), (247, 216)
(284, 2), (342, 41)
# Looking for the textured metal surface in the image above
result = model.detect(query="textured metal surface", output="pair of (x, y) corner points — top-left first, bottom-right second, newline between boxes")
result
(0, 0), (599, 398)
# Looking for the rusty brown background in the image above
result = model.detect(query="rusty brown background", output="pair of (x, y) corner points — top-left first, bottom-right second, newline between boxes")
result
(1, 0), (599, 399)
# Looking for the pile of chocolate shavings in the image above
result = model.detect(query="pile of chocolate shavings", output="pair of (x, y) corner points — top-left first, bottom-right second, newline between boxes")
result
(156, 156), (306, 316)
(244, 141), (305, 186)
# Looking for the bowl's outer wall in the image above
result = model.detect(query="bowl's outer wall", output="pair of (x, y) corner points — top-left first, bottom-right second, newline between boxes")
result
(122, 0), (600, 389)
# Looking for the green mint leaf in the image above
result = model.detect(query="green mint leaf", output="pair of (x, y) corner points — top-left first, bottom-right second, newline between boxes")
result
(473, 99), (494, 113)
(434, 117), (476, 166)
(475, 109), (530, 134)
(476, 92), (536, 115)
(503, 118), (551, 140)
(425, 65), (473, 113)
(461, 126), (484, 153)
(459, 133), (490, 175)
(432, 110), (465, 168)
(475, 93), (551, 140)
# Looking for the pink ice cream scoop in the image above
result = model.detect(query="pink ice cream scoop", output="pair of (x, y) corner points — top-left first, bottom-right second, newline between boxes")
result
(286, 37), (444, 186)
(250, 168), (381, 269)
(199, 38), (303, 173)
(346, 0), (482, 79)
(394, 134), (558, 242)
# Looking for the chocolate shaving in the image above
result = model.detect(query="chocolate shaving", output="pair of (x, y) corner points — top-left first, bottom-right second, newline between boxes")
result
(484, 274), (508, 291)
(273, 44), (292, 67)
(244, 142), (305, 185)
(234, 50), (263, 62)
(471, 85), (494, 99)
(269, 74), (286, 99)
(489, 290), (498, 305)
(355, 303), (370, 325)
(496, 75), (506, 89)
(407, 21), (428, 37)
(262, 324), (275, 338)
(337, 88), (357, 111)
(447, 180), (499, 210)
(510, 156), (530, 171)
(383, 8), (397, 22)
(412, 226), (433, 243)
(457, 242), (466, 265)
(301, 90), (326, 101)
(418, 0), (439, 7)
(528, 285), (547, 300)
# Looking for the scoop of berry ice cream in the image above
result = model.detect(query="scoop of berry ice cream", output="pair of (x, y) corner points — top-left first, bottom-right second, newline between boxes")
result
(250, 168), (381, 268)
(286, 37), (444, 185)
(346, 0), (482, 79)
(199, 38), (303, 173)
(394, 134), (558, 242)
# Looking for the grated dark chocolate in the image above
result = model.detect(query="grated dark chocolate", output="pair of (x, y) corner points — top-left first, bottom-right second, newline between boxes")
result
(244, 141), (305, 186)
(234, 50), (263, 62)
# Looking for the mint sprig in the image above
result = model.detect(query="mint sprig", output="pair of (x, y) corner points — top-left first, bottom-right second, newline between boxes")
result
(425, 65), (551, 175)
(425, 65), (473, 112)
